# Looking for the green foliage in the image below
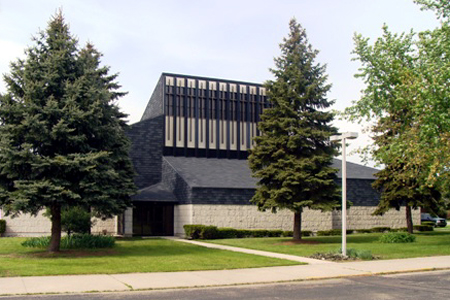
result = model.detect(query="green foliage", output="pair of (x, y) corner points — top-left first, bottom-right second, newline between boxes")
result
(248, 18), (340, 239)
(379, 232), (416, 243)
(413, 225), (434, 232)
(355, 229), (373, 234)
(317, 229), (353, 236)
(344, 0), (450, 198)
(345, 248), (374, 260)
(0, 12), (136, 251)
(371, 227), (391, 233)
(390, 227), (408, 232)
(217, 228), (240, 239)
(184, 225), (288, 239)
(183, 225), (205, 239)
(0, 219), (6, 235)
(61, 206), (93, 236)
(422, 221), (436, 227)
(200, 226), (219, 239)
(21, 236), (51, 248)
(22, 234), (115, 249)
(282, 231), (293, 237)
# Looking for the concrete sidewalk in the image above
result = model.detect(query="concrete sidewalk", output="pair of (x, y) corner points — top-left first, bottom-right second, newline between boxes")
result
(1, 239), (450, 296)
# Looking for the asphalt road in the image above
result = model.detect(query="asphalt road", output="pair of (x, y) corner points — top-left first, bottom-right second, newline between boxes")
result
(2, 270), (449, 299)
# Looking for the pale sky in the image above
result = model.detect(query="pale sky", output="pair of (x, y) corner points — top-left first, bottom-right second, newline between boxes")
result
(0, 0), (440, 166)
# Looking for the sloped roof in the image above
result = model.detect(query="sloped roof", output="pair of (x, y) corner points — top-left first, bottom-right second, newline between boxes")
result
(132, 182), (178, 202)
(163, 156), (379, 189)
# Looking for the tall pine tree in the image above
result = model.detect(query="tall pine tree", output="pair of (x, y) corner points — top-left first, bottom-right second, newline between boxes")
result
(0, 12), (136, 252)
(249, 19), (340, 240)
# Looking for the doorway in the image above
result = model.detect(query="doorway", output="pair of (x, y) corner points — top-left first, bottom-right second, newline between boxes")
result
(133, 202), (174, 236)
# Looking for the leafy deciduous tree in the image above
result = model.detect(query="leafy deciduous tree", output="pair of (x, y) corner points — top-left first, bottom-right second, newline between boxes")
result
(344, 0), (450, 224)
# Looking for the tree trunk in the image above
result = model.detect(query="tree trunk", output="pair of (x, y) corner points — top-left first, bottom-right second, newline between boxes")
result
(49, 203), (62, 252)
(406, 205), (413, 234)
(293, 210), (302, 240)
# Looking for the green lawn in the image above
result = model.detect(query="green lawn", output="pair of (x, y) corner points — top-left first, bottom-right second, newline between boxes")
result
(0, 237), (300, 277)
(205, 230), (450, 260)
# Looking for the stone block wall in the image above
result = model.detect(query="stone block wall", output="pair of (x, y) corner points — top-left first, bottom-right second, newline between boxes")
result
(174, 205), (193, 236)
(2, 210), (121, 237)
(345, 206), (420, 229)
(3, 211), (51, 237)
(173, 204), (420, 237)
(91, 217), (117, 235)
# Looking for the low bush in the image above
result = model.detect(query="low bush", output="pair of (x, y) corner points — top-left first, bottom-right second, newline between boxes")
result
(379, 232), (416, 243)
(0, 219), (6, 236)
(183, 224), (205, 239)
(421, 221), (435, 227)
(355, 229), (372, 234)
(413, 225), (434, 232)
(22, 234), (115, 249)
(200, 226), (219, 239)
(346, 248), (374, 260)
(390, 227), (408, 232)
(282, 231), (293, 237)
(371, 227), (391, 233)
(251, 229), (269, 237)
(317, 229), (353, 236)
(310, 248), (375, 261)
(301, 230), (313, 237)
(217, 228), (239, 239)
(267, 230), (283, 237)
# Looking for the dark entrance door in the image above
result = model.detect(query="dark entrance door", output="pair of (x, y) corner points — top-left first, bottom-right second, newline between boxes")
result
(133, 202), (174, 236)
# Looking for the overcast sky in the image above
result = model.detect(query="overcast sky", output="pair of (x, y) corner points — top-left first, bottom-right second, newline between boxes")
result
(0, 0), (440, 165)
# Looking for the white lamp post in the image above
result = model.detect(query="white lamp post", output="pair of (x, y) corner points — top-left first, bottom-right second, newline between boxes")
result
(330, 132), (358, 257)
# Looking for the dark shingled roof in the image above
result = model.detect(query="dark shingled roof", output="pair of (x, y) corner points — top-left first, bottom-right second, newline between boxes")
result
(132, 182), (178, 202)
(331, 159), (379, 180)
(163, 156), (379, 189)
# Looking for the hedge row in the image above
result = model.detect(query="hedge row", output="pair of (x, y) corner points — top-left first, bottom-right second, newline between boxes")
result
(184, 224), (430, 240)
(183, 225), (312, 240)
(0, 219), (6, 236)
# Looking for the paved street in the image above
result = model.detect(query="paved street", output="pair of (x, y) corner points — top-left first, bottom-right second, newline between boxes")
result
(1, 270), (449, 300)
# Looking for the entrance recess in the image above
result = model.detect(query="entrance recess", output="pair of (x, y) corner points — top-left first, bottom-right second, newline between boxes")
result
(133, 202), (174, 236)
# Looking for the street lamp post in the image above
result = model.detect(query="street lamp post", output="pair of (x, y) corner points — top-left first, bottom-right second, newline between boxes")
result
(330, 132), (358, 257)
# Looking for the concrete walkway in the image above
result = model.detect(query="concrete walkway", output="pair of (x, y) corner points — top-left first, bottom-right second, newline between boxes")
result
(1, 238), (450, 296)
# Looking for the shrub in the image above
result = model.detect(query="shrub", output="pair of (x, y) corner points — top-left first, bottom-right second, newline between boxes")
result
(61, 206), (94, 236)
(390, 227), (408, 232)
(371, 227), (391, 233)
(413, 225), (434, 232)
(250, 229), (269, 237)
(355, 229), (372, 234)
(237, 230), (253, 238)
(267, 230), (283, 237)
(302, 230), (313, 237)
(346, 248), (374, 260)
(282, 231), (293, 237)
(22, 236), (51, 248)
(0, 219), (6, 236)
(217, 228), (238, 239)
(317, 229), (352, 236)
(183, 224), (205, 239)
(22, 234), (115, 249)
(421, 221), (435, 227)
(379, 232), (416, 243)
(200, 226), (219, 239)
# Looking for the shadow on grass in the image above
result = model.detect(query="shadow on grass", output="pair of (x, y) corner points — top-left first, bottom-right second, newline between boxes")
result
(18, 238), (226, 259)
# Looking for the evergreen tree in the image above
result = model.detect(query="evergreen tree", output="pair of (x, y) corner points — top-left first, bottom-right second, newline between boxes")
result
(249, 19), (340, 240)
(0, 12), (136, 252)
